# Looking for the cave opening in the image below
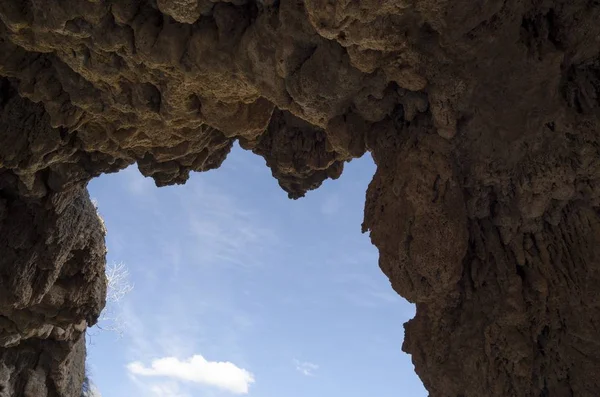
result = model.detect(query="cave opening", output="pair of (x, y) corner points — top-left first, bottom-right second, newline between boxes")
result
(84, 144), (426, 396)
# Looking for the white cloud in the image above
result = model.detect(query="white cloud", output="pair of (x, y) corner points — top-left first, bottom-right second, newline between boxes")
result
(127, 355), (255, 395)
(294, 359), (319, 376)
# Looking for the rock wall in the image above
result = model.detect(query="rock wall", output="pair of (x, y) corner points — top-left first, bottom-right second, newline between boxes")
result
(1, 0), (599, 396)
(0, 81), (106, 396)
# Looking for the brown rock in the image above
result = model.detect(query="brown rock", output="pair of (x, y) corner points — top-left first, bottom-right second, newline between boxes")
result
(1, 0), (600, 396)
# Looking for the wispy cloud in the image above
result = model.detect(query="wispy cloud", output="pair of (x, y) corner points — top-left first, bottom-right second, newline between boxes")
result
(294, 359), (319, 376)
(183, 181), (279, 269)
(82, 382), (103, 397)
(320, 193), (341, 216)
(101, 157), (276, 397)
(111, 174), (268, 397)
(128, 355), (255, 395)
(123, 166), (156, 196)
(334, 273), (401, 308)
(147, 382), (189, 397)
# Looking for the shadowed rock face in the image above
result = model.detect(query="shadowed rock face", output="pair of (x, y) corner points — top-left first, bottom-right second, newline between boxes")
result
(1, 0), (599, 396)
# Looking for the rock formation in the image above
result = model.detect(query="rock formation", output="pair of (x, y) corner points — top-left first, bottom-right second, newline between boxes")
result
(0, 0), (599, 395)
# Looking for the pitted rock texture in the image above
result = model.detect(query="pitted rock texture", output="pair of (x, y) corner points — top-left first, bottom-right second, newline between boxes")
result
(0, 81), (106, 397)
(1, 0), (600, 396)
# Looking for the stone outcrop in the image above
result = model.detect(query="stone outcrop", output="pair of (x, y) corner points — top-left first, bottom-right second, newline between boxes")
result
(1, 0), (599, 395)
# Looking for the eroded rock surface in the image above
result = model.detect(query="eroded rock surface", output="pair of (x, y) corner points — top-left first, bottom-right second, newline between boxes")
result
(1, 0), (599, 396)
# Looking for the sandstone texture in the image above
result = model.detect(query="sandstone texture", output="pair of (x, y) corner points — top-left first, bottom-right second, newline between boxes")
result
(1, 0), (599, 396)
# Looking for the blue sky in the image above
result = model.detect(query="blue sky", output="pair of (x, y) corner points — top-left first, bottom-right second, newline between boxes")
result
(86, 144), (427, 397)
